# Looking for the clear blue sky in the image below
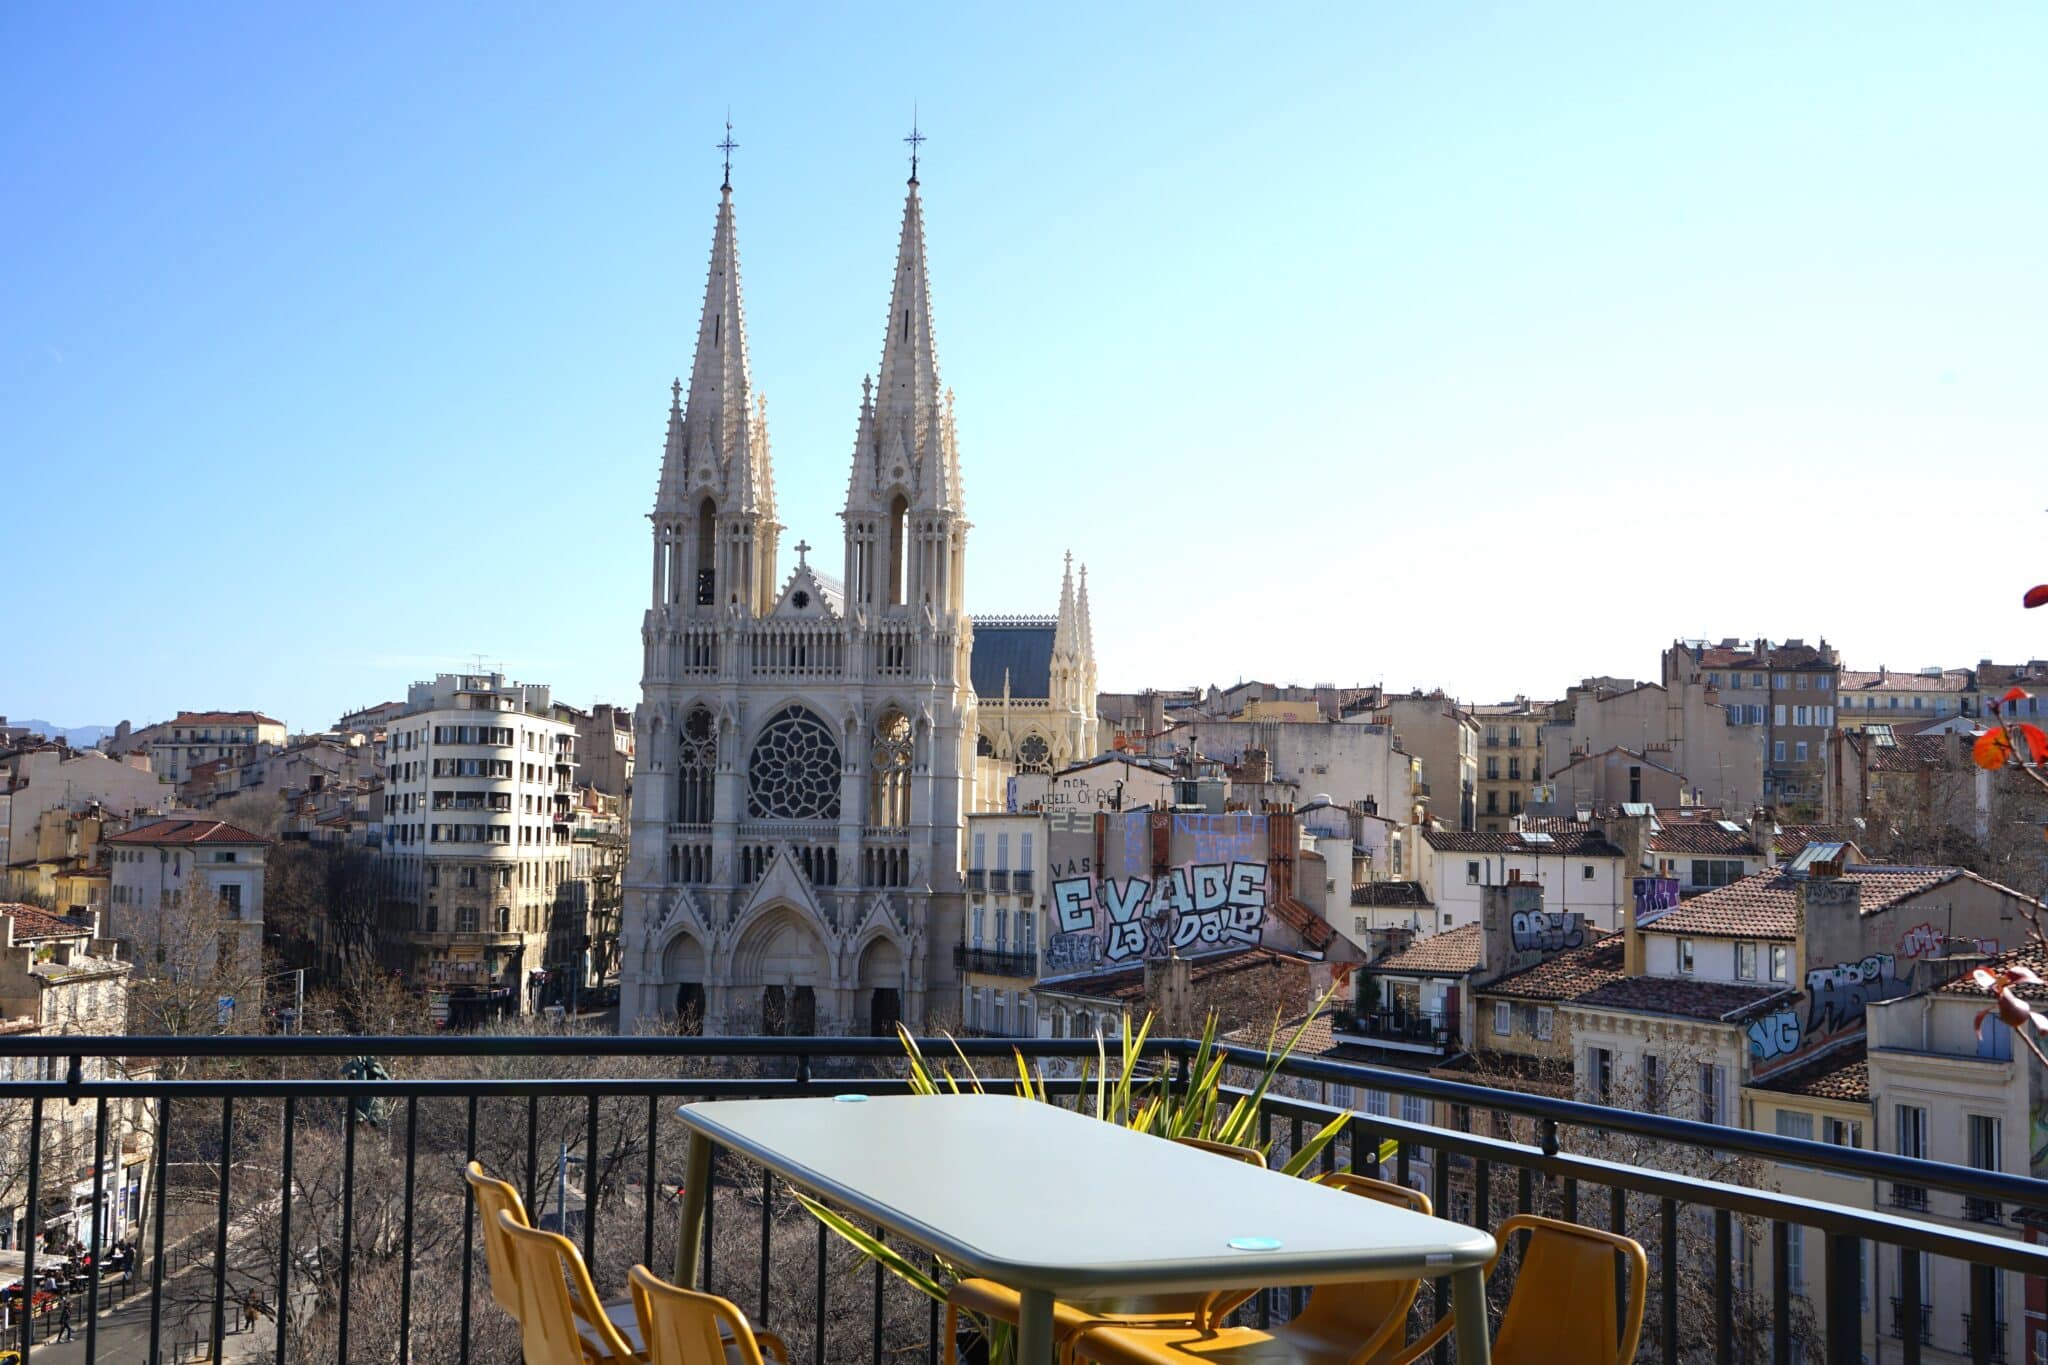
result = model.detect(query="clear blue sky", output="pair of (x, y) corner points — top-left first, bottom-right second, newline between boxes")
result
(4, 4), (2044, 733)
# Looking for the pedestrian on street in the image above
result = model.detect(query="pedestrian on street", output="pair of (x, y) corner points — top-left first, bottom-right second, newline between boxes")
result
(56, 1296), (74, 1342)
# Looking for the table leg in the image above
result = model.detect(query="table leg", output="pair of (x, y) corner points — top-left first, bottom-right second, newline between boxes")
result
(1450, 1264), (1491, 1365)
(1017, 1288), (1055, 1365)
(672, 1131), (713, 1286)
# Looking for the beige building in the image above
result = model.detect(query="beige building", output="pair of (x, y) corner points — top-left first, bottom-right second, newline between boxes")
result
(1664, 638), (1841, 813)
(0, 744), (162, 868)
(1836, 667), (1975, 731)
(1375, 691), (1479, 831)
(957, 811), (1047, 1035)
(114, 710), (288, 786)
(1544, 746), (1687, 815)
(106, 816), (268, 972)
(0, 903), (147, 1253)
(1472, 698), (1551, 832)
(1544, 674), (1765, 815)
(568, 702), (635, 798)
(379, 672), (579, 1021)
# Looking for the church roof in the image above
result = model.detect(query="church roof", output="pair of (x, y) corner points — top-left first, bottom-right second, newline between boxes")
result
(969, 618), (1056, 700)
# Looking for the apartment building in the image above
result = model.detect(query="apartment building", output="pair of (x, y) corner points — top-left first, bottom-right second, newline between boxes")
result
(567, 702), (635, 798)
(105, 817), (268, 970)
(0, 743), (161, 868)
(1836, 668), (1975, 730)
(1542, 676), (1766, 816)
(1664, 638), (1842, 812)
(116, 710), (288, 786)
(1419, 825), (1636, 932)
(1472, 698), (1551, 832)
(0, 905), (146, 1254)
(958, 811), (1048, 1036)
(379, 672), (579, 1021)
(1375, 691), (1480, 832)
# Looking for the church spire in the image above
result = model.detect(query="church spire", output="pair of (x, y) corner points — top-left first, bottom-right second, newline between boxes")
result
(1077, 562), (1095, 661)
(1054, 552), (1078, 656)
(851, 170), (959, 513)
(658, 174), (772, 518)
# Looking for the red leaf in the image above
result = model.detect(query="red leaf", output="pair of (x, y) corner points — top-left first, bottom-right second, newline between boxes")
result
(2003, 686), (2033, 703)
(1973, 729), (2014, 770)
(2026, 584), (2048, 609)
(2019, 723), (2048, 764)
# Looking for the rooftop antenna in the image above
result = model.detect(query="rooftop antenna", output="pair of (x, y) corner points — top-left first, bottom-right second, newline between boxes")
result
(903, 105), (926, 183)
(718, 113), (738, 190)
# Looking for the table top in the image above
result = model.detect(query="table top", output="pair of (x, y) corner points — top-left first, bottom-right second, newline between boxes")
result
(677, 1093), (1494, 1297)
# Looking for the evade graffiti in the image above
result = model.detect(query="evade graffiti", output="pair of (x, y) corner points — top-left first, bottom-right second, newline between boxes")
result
(1747, 1009), (1801, 1061)
(1510, 910), (1584, 955)
(1805, 953), (1907, 1035)
(1048, 861), (1269, 969)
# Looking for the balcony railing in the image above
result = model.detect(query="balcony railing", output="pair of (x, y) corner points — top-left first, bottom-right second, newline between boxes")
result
(1890, 1295), (1932, 1344)
(953, 944), (1037, 978)
(3, 1034), (2045, 1365)
(1348, 1010), (1455, 1048)
(1961, 1313), (2008, 1361)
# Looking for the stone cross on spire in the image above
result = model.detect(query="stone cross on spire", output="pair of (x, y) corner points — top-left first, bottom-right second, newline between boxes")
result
(718, 116), (738, 190)
(903, 108), (926, 183)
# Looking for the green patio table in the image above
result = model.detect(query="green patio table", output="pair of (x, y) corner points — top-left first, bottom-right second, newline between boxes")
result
(673, 1094), (1496, 1365)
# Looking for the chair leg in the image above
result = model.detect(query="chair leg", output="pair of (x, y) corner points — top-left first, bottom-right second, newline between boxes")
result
(943, 1299), (957, 1365)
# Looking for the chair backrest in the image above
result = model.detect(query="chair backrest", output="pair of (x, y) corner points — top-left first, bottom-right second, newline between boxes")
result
(1171, 1136), (1267, 1167)
(629, 1264), (767, 1365)
(464, 1161), (529, 1323)
(499, 1212), (635, 1364)
(1285, 1173), (1436, 1361)
(1490, 1214), (1648, 1365)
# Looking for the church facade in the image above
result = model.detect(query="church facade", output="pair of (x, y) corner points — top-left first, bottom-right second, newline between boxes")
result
(619, 166), (1093, 1035)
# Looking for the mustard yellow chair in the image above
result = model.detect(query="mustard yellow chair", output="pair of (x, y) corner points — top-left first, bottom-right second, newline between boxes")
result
(1383, 1214), (1647, 1365)
(467, 1160), (647, 1360)
(942, 1137), (1268, 1362)
(628, 1264), (790, 1365)
(500, 1211), (639, 1365)
(1063, 1173), (1434, 1365)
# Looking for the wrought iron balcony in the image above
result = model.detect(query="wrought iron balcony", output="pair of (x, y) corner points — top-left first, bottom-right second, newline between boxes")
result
(1962, 1312), (2008, 1360)
(1348, 1010), (1455, 1048)
(2, 1033), (2043, 1365)
(1889, 1295), (1932, 1344)
(953, 944), (1037, 978)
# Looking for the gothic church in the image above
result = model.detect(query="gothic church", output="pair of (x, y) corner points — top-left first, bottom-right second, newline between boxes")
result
(620, 162), (1095, 1035)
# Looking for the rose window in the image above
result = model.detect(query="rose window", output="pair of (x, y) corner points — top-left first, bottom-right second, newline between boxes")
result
(1017, 733), (1052, 773)
(747, 706), (843, 820)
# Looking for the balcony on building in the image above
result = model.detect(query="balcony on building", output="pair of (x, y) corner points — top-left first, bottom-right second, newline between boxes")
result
(5, 1031), (2040, 1365)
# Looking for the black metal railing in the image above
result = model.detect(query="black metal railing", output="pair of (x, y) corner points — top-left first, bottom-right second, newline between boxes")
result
(1890, 1295), (1933, 1344)
(1, 1032), (2042, 1365)
(1962, 1313), (2008, 1361)
(952, 945), (1038, 978)
(1348, 1010), (1454, 1047)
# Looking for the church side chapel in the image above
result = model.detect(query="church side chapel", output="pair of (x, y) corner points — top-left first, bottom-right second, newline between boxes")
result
(621, 134), (1098, 1035)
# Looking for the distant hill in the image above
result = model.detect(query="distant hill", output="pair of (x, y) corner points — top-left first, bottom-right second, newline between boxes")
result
(6, 720), (116, 747)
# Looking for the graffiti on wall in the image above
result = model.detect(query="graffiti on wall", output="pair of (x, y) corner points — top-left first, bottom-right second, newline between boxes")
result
(1042, 811), (1271, 974)
(1804, 953), (1907, 1035)
(1510, 910), (1584, 955)
(1747, 1009), (1802, 1061)
(1632, 877), (1680, 920)
(1895, 921), (2000, 961)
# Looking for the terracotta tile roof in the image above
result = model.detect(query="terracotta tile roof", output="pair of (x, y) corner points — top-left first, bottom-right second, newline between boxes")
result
(1039, 946), (1313, 1002)
(1646, 865), (2039, 942)
(1976, 661), (2048, 691)
(1691, 642), (1837, 671)
(1750, 1042), (1870, 1102)
(1840, 670), (1972, 694)
(1570, 976), (1792, 1022)
(1867, 734), (1951, 773)
(1423, 829), (1625, 857)
(170, 711), (283, 727)
(1483, 932), (1627, 1001)
(1225, 1008), (1338, 1057)
(1938, 941), (2048, 1000)
(1351, 881), (1432, 908)
(1648, 821), (1764, 856)
(1773, 824), (1858, 857)
(0, 903), (95, 940)
(1373, 923), (1484, 976)
(108, 818), (269, 846)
